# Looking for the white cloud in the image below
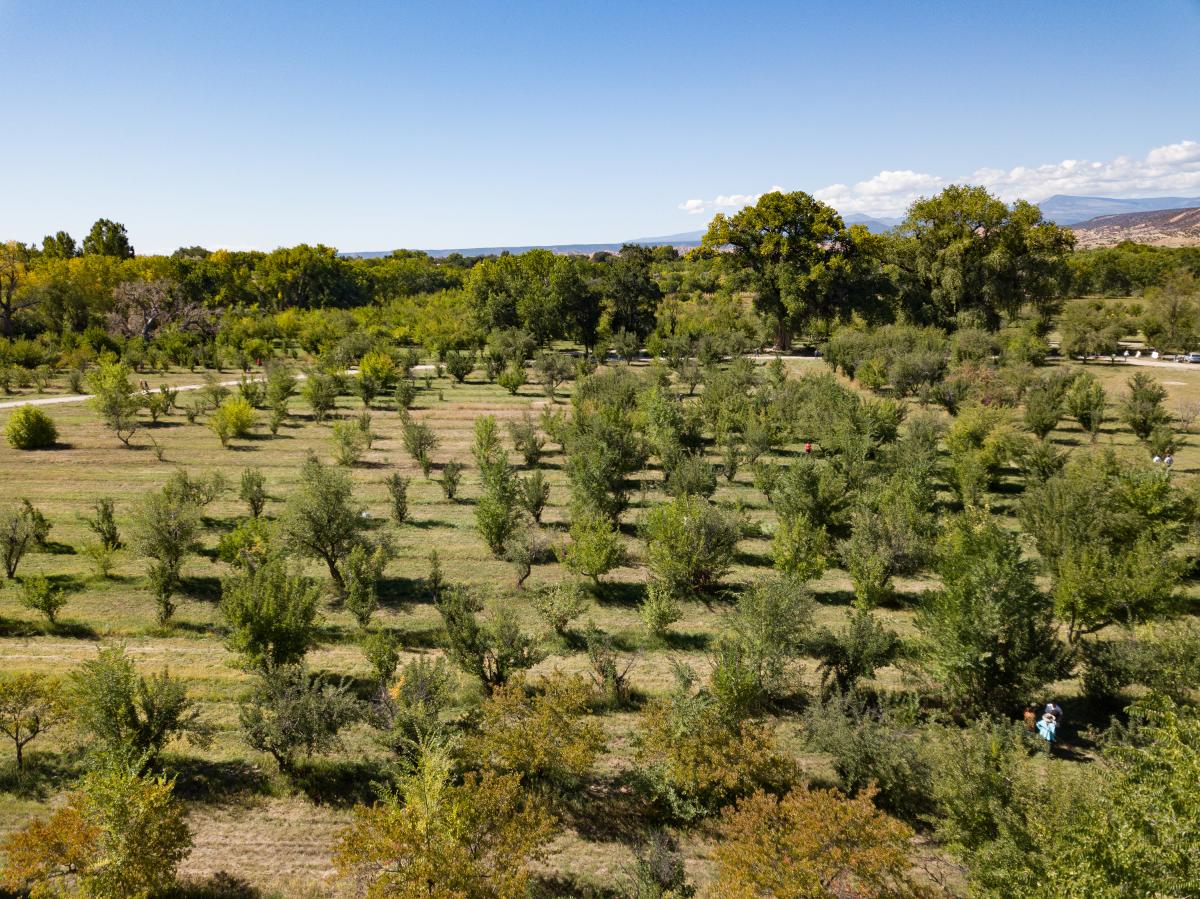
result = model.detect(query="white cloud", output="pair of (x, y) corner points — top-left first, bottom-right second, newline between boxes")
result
(679, 185), (787, 215)
(681, 140), (1200, 220)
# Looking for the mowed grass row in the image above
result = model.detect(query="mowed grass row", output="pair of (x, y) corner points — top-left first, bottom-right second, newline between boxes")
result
(1, 355), (1197, 894)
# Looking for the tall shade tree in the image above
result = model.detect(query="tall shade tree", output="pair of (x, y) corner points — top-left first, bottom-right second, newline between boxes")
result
(891, 185), (1074, 329)
(82, 218), (135, 258)
(0, 240), (36, 337)
(551, 254), (603, 354)
(702, 191), (877, 349)
(40, 230), (78, 259)
(601, 244), (661, 341)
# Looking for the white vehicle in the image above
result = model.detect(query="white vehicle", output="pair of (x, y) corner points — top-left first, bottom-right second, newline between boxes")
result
(1188, 352), (1200, 364)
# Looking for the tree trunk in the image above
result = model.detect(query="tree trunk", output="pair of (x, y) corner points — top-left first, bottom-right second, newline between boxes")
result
(326, 556), (346, 602)
(775, 317), (792, 352)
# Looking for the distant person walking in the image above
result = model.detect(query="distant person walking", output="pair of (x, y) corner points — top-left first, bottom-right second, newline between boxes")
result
(804, 442), (812, 455)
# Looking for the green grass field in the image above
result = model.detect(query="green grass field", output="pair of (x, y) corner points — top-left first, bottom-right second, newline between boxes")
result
(0, 355), (1196, 896)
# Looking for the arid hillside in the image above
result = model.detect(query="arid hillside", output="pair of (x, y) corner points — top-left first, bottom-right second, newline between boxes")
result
(1071, 206), (1200, 248)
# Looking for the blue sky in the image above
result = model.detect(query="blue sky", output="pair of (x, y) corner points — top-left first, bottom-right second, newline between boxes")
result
(3, 0), (1199, 253)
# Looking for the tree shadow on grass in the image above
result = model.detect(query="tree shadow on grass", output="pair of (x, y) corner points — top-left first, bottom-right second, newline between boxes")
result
(0, 749), (84, 801)
(531, 874), (623, 899)
(289, 757), (387, 807)
(403, 517), (454, 530)
(657, 631), (711, 652)
(35, 540), (76, 556)
(378, 575), (427, 608)
(590, 581), (645, 608)
(168, 872), (266, 898)
(555, 772), (660, 847)
(166, 756), (272, 804)
(182, 574), (222, 603)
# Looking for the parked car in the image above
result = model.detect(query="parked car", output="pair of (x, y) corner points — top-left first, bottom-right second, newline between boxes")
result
(1187, 352), (1200, 363)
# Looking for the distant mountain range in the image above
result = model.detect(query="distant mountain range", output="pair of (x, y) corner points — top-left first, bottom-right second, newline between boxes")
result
(1069, 206), (1200, 249)
(346, 194), (1200, 258)
(1039, 194), (1200, 226)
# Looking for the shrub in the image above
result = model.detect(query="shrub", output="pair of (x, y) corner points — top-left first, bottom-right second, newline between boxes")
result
(771, 513), (828, 582)
(640, 580), (683, 642)
(301, 371), (340, 422)
(81, 497), (121, 550)
(531, 581), (590, 636)
(636, 672), (794, 821)
(813, 609), (902, 695)
(497, 362), (527, 395)
(215, 516), (276, 572)
(441, 460), (463, 499)
(802, 692), (934, 821)
(393, 378), (417, 411)
(1120, 371), (1169, 441)
(381, 656), (456, 758)
(401, 419), (438, 477)
(533, 351), (573, 398)
(465, 674), (605, 791)
(360, 629), (400, 686)
(343, 543), (392, 628)
(0, 761), (192, 899)
(435, 587), (543, 687)
(665, 453), (717, 498)
(918, 511), (1068, 717)
(17, 576), (67, 626)
(70, 645), (209, 769)
(559, 510), (626, 585)
(82, 541), (118, 579)
(1066, 372), (1106, 440)
(331, 419), (368, 465)
(239, 665), (360, 774)
(220, 562), (321, 672)
(710, 785), (918, 897)
(333, 745), (554, 899)
(517, 469), (550, 522)
(476, 461), (520, 558)
(508, 413), (544, 467)
(640, 494), (738, 598)
(238, 467), (267, 517)
(384, 472), (409, 524)
(128, 487), (200, 625)
(5, 406), (57, 449)
(444, 349), (475, 383)
(88, 360), (140, 446)
(210, 395), (256, 446)
(709, 579), (813, 714)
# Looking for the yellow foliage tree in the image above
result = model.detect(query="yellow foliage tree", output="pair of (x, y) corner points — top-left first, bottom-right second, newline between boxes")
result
(464, 673), (605, 791)
(0, 762), (191, 898)
(708, 786), (921, 899)
(636, 687), (794, 821)
(334, 743), (555, 899)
